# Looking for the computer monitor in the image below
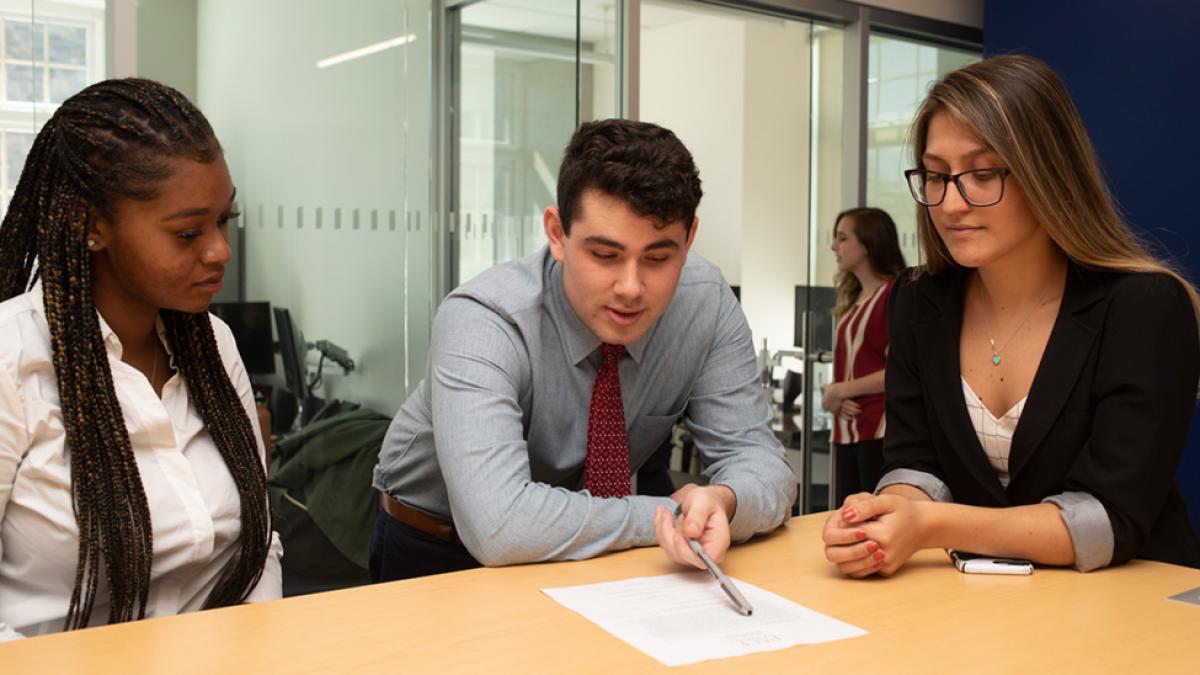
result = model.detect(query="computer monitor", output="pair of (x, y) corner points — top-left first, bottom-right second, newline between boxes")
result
(209, 302), (275, 375)
(272, 306), (309, 402)
(794, 285), (837, 353)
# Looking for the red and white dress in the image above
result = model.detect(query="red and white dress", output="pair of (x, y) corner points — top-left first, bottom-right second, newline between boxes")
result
(831, 279), (893, 445)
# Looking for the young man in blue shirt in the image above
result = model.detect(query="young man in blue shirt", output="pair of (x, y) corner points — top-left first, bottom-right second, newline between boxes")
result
(370, 119), (796, 580)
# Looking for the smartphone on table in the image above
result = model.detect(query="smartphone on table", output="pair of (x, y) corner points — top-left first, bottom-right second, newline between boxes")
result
(947, 549), (1034, 575)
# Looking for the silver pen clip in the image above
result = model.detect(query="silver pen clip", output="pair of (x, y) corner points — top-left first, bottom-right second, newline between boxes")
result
(674, 504), (754, 616)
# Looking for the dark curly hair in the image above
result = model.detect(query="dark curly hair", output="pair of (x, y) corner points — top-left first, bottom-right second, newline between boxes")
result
(557, 119), (702, 234)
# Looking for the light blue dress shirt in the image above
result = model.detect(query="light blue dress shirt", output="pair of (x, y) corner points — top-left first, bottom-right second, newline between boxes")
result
(372, 247), (796, 565)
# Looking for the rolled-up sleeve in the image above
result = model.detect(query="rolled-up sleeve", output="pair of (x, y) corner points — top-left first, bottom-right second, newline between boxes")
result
(685, 285), (796, 543)
(1058, 275), (1199, 568)
(1043, 492), (1114, 572)
(876, 468), (953, 502)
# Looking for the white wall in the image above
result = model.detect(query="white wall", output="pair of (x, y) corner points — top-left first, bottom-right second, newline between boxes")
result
(640, 10), (745, 285)
(135, 0), (196, 100)
(641, 6), (817, 352)
(739, 19), (810, 353)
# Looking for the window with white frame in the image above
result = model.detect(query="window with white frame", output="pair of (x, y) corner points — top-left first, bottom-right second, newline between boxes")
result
(0, 0), (105, 215)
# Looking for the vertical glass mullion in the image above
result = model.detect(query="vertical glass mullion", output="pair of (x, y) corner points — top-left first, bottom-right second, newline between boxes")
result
(41, 19), (48, 105)
(1, 131), (8, 205)
(0, 17), (6, 103)
(575, 0), (581, 126)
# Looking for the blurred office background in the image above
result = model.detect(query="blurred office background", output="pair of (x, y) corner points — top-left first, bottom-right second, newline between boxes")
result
(131, 0), (982, 518)
(5, 0), (1195, 580)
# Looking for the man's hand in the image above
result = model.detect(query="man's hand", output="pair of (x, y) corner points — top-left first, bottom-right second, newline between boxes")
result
(654, 484), (737, 569)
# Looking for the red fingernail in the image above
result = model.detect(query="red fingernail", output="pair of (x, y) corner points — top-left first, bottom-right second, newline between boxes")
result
(854, 530), (866, 541)
(874, 551), (885, 561)
(842, 509), (857, 521)
(867, 541), (879, 553)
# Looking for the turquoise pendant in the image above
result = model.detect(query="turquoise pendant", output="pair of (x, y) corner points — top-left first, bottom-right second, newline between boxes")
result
(992, 355), (1001, 366)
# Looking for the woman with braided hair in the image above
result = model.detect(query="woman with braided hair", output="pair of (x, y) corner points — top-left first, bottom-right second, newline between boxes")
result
(0, 78), (281, 640)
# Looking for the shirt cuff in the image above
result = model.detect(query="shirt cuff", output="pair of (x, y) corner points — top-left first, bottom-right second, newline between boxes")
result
(713, 474), (793, 544)
(875, 468), (953, 502)
(1042, 491), (1114, 572)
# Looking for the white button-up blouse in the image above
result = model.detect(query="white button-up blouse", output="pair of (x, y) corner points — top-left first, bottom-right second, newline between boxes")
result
(0, 283), (283, 641)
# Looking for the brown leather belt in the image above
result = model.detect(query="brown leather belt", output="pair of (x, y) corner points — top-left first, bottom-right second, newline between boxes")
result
(379, 492), (464, 548)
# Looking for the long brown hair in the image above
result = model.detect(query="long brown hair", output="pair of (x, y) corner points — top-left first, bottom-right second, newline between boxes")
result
(0, 78), (271, 630)
(833, 207), (907, 319)
(910, 54), (1200, 319)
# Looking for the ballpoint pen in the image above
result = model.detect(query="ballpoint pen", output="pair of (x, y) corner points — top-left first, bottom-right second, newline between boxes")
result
(674, 504), (754, 616)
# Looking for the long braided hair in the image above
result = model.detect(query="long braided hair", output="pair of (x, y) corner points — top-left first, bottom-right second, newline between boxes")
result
(0, 78), (271, 629)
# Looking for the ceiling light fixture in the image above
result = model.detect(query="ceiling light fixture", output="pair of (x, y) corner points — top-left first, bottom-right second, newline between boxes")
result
(317, 33), (418, 69)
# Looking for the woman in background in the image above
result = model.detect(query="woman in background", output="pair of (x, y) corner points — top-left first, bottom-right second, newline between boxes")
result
(822, 207), (906, 506)
(0, 78), (282, 640)
(823, 54), (1200, 577)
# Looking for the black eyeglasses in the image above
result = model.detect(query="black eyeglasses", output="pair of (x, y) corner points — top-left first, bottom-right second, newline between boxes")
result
(904, 168), (1011, 207)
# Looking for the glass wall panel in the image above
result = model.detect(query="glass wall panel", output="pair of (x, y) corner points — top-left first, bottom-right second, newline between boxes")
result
(640, 0), (810, 354)
(0, 0), (105, 215)
(138, 0), (434, 420)
(801, 22), (847, 513)
(639, 0), (814, 510)
(580, 0), (619, 124)
(867, 33), (977, 265)
(451, 0), (619, 286)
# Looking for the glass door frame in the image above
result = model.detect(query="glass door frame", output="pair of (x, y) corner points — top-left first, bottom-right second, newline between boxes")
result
(436, 0), (626, 295)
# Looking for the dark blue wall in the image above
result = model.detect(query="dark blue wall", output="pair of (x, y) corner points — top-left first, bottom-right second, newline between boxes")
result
(984, 1), (1200, 526)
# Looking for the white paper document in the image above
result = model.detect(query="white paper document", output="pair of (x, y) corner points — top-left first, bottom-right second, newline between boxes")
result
(542, 572), (866, 666)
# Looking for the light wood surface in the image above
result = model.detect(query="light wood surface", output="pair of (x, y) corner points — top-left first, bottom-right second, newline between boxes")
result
(4, 513), (1199, 673)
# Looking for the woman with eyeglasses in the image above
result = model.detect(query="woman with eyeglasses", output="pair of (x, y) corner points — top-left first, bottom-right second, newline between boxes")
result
(822, 54), (1200, 577)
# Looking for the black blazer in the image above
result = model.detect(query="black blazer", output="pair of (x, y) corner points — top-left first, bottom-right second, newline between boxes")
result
(883, 263), (1200, 569)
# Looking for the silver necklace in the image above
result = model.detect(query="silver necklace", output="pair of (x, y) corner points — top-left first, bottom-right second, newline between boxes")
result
(979, 284), (1053, 366)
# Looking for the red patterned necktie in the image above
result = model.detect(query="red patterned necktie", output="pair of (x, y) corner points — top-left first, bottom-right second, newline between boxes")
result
(584, 343), (630, 498)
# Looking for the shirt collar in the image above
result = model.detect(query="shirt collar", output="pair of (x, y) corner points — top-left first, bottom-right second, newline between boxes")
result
(544, 254), (651, 366)
(29, 279), (172, 362)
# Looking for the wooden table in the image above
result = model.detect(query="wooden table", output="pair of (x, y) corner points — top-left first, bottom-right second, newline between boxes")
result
(4, 513), (1199, 673)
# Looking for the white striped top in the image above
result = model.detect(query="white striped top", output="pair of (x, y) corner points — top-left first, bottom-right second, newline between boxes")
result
(832, 280), (892, 445)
